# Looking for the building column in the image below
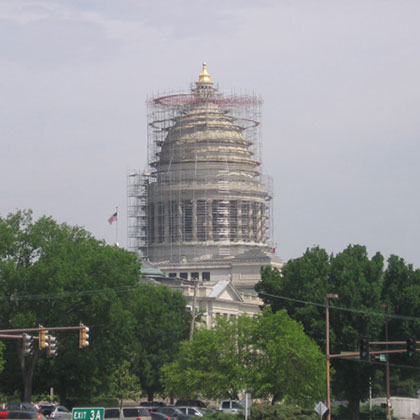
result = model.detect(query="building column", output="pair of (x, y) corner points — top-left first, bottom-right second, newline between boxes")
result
(248, 202), (254, 242)
(192, 199), (197, 241)
(237, 200), (242, 241)
(177, 200), (183, 241)
(256, 202), (262, 242)
(164, 200), (170, 242)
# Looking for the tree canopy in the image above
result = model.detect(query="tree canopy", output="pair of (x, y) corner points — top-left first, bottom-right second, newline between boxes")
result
(162, 308), (325, 406)
(0, 210), (189, 404)
(257, 245), (385, 420)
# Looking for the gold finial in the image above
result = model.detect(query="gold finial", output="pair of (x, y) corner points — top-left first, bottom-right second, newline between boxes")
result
(198, 62), (212, 82)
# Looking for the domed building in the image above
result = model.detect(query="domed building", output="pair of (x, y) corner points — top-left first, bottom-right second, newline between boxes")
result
(128, 64), (281, 319)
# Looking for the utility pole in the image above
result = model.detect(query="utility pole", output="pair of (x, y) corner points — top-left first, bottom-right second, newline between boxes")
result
(326, 293), (338, 420)
(189, 279), (199, 341)
(383, 304), (392, 420)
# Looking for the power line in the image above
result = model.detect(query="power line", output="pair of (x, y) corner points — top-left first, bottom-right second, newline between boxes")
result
(259, 292), (420, 322)
(0, 285), (141, 303)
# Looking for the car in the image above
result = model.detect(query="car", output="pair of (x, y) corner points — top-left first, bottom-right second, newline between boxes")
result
(104, 407), (152, 420)
(175, 408), (205, 417)
(49, 406), (71, 420)
(219, 400), (243, 415)
(153, 408), (189, 420)
(5, 404), (39, 413)
(7, 411), (46, 420)
(38, 405), (56, 418)
(174, 402), (206, 409)
(150, 413), (171, 420)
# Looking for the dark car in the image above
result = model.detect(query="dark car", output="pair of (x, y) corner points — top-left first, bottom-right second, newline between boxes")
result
(38, 405), (55, 418)
(150, 414), (170, 420)
(7, 411), (45, 420)
(5, 405), (39, 413)
(174, 402), (206, 409)
(154, 408), (189, 420)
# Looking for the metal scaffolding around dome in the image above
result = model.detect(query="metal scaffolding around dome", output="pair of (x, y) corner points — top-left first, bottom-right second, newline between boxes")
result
(128, 64), (273, 263)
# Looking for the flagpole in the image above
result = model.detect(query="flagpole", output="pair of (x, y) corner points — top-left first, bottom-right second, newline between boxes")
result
(115, 206), (119, 246)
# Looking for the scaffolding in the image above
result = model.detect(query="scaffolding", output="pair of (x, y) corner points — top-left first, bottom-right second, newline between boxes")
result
(128, 65), (273, 261)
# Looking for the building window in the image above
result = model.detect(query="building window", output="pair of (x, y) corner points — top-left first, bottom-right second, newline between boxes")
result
(168, 272), (177, 278)
(180, 272), (188, 280)
(158, 202), (165, 243)
(202, 272), (210, 281)
(197, 200), (207, 241)
(183, 201), (193, 241)
(191, 272), (199, 280)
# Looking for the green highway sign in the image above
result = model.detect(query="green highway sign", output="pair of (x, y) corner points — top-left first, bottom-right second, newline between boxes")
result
(72, 408), (104, 420)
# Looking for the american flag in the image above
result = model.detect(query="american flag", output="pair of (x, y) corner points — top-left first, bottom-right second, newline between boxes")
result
(108, 212), (118, 224)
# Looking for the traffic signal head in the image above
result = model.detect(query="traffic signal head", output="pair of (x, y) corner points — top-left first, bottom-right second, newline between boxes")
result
(39, 328), (47, 350)
(79, 324), (89, 348)
(359, 336), (369, 360)
(22, 333), (33, 356)
(407, 336), (416, 358)
(47, 335), (58, 358)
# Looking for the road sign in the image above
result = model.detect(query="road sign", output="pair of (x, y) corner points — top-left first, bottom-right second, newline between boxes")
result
(72, 408), (104, 420)
(314, 402), (328, 417)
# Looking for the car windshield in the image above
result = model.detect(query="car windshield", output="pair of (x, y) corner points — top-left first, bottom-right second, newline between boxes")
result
(104, 409), (120, 419)
(231, 402), (243, 409)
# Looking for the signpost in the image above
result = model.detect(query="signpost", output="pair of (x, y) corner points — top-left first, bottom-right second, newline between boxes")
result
(72, 408), (104, 420)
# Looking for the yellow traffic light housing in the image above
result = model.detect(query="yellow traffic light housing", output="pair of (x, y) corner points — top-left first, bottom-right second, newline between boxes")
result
(39, 327), (47, 350)
(79, 324), (89, 348)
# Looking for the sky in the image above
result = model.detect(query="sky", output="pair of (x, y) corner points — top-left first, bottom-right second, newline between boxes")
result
(1, 0), (420, 267)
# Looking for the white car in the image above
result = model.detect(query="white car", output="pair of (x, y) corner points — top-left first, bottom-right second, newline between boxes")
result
(50, 406), (71, 420)
(176, 407), (205, 417)
(219, 400), (244, 415)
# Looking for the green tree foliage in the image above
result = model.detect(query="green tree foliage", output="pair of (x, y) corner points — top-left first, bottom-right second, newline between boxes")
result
(256, 245), (384, 420)
(109, 360), (140, 408)
(250, 404), (318, 420)
(252, 309), (325, 405)
(162, 309), (325, 405)
(129, 284), (190, 401)
(328, 246), (384, 419)
(0, 210), (189, 404)
(381, 255), (420, 396)
(0, 342), (5, 375)
(0, 210), (141, 402)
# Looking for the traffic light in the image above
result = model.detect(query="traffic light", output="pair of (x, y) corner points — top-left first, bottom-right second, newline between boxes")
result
(79, 324), (89, 348)
(359, 336), (369, 360)
(407, 336), (416, 358)
(22, 333), (33, 356)
(47, 335), (58, 358)
(39, 328), (47, 350)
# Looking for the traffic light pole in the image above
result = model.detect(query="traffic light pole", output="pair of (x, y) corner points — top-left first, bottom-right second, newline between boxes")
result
(384, 305), (391, 420)
(326, 293), (338, 420)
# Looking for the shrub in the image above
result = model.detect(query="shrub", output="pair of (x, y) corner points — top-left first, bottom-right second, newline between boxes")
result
(250, 404), (318, 420)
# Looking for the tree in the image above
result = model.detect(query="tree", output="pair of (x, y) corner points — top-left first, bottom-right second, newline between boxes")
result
(162, 310), (325, 405)
(381, 255), (420, 396)
(256, 244), (385, 420)
(0, 210), (142, 402)
(256, 246), (330, 349)
(128, 284), (190, 401)
(110, 360), (141, 408)
(162, 314), (255, 400)
(328, 245), (384, 420)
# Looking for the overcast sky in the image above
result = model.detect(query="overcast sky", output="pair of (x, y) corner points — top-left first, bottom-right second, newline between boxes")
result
(1, 0), (420, 267)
